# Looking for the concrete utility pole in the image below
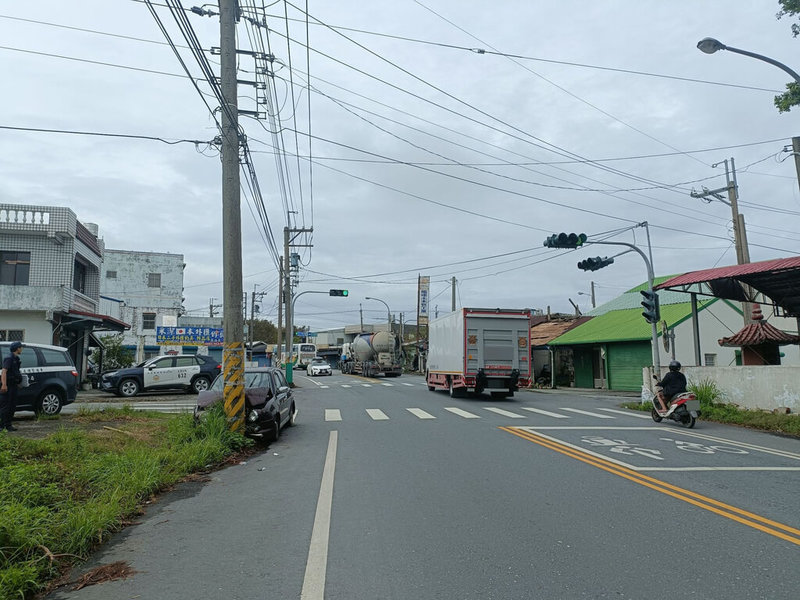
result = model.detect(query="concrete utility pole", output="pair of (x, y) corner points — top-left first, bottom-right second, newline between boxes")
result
(283, 226), (313, 384)
(219, 0), (245, 432)
(792, 137), (800, 198)
(590, 281), (596, 309)
(451, 276), (456, 312)
(690, 158), (752, 323)
(276, 260), (283, 360)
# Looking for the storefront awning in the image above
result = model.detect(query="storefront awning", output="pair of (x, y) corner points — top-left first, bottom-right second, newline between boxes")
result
(63, 309), (130, 332)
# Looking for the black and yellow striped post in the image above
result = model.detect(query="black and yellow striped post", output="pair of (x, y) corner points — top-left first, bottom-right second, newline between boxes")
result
(223, 342), (245, 432)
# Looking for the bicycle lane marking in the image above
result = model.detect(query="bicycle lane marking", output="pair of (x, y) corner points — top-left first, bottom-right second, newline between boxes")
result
(501, 426), (800, 547)
(513, 426), (800, 471)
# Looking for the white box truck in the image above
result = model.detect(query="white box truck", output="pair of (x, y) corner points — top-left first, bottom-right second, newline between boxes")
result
(425, 308), (531, 398)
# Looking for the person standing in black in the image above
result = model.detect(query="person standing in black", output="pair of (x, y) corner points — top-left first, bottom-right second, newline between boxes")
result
(0, 341), (23, 432)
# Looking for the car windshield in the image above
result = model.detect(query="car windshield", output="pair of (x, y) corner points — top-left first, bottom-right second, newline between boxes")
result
(311, 358), (326, 364)
(210, 371), (274, 392)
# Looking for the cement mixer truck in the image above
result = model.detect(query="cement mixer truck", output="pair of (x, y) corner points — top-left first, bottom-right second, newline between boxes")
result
(340, 331), (402, 377)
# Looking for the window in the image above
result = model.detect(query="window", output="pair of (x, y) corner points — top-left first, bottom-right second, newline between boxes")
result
(147, 273), (161, 288)
(151, 357), (173, 369)
(41, 348), (71, 366)
(1, 251), (30, 286)
(704, 353), (717, 367)
(106, 270), (117, 279)
(0, 330), (24, 342)
(73, 260), (87, 294)
(142, 313), (156, 330)
(273, 370), (288, 389)
(175, 356), (195, 367)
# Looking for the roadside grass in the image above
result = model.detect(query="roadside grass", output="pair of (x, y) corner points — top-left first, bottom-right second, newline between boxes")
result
(621, 377), (800, 437)
(0, 405), (252, 600)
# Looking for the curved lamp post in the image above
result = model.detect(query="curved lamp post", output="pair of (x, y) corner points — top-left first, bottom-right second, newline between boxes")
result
(365, 296), (392, 332)
(697, 37), (800, 83)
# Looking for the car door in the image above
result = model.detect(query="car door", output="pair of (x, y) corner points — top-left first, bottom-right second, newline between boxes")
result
(15, 346), (41, 408)
(271, 370), (291, 425)
(143, 357), (175, 389)
(175, 356), (201, 388)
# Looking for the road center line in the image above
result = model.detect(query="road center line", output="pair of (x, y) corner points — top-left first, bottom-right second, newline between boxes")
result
(301, 431), (338, 600)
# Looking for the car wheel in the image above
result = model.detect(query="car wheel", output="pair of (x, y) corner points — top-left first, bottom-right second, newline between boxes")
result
(36, 389), (64, 416)
(192, 376), (211, 394)
(287, 403), (297, 427)
(118, 378), (140, 397)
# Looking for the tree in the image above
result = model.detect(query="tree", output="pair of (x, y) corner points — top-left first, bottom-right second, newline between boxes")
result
(775, 0), (800, 112)
(91, 334), (134, 371)
(251, 319), (278, 343)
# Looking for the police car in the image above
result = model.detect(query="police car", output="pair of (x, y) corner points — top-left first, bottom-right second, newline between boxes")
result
(100, 354), (221, 397)
(0, 341), (79, 415)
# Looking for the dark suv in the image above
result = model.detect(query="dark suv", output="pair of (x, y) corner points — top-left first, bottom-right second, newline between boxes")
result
(0, 342), (79, 415)
(100, 354), (222, 397)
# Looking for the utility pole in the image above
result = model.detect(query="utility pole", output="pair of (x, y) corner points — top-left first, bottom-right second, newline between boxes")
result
(276, 260), (283, 362)
(451, 276), (456, 312)
(359, 304), (364, 332)
(209, 298), (222, 318)
(590, 281), (596, 309)
(219, 0), (245, 431)
(793, 137), (800, 197)
(283, 226), (313, 383)
(690, 158), (752, 323)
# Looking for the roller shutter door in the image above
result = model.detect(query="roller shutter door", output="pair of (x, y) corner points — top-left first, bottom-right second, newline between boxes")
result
(607, 342), (651, 391)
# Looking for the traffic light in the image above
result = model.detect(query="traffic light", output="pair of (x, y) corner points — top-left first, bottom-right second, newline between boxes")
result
(640, 289), (660, 323)
(577, 256), (614, 271)
(329, 289), (349, 297)
(543, 232), (587, 249)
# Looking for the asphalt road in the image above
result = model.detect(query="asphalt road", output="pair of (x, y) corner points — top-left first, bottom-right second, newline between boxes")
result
(48, 373), (800, 600)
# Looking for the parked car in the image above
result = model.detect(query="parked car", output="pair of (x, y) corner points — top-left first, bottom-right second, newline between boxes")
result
(100, 354), (221, 397)
(194, 367), (296, 440)
(307, 357), (332, 376)
(0, 341), (79, 415)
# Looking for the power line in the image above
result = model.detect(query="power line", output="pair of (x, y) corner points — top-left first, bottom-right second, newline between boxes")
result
(0, 124), (210, 145)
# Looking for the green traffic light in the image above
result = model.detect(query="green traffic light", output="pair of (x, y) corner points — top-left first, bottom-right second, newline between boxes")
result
(342, 290), (349, 296)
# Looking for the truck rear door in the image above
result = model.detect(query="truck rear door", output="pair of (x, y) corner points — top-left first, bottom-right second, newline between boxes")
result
(465, 316), (529, 376)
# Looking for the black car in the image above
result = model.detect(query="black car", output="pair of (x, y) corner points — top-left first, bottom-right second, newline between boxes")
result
(0, 341), (79, 415)
(100, 354), (222, 397)
(194, 367), (296, 440)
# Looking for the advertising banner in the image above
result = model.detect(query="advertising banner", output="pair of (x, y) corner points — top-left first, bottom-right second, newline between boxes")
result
(156, 326), (224, 346)
(418, 275), (430, 325)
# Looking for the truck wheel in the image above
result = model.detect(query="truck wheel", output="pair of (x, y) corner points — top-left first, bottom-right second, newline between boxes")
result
(449, 379), (462, 398)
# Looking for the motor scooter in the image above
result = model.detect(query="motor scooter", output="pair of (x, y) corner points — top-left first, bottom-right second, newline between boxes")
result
(651, 376), (701, 428)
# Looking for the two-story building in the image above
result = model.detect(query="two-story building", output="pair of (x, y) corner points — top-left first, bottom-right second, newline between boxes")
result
(100, 249), (186, 363)
(0, 204), (129, 378)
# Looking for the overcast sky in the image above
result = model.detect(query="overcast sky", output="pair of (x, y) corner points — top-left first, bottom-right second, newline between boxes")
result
(3, 1), (800, 333)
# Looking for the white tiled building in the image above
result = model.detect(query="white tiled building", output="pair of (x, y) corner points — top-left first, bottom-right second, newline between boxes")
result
(0, 204), (128, 379)
(100, 249), (185, 362)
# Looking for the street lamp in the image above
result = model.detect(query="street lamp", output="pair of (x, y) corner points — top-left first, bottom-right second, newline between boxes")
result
(365, 296), (391, 332)
(696, 37), (800, 82)
(577, 291), (596, 309)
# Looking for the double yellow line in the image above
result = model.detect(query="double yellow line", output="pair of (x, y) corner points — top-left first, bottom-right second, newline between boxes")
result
(502, 427), (800, 546)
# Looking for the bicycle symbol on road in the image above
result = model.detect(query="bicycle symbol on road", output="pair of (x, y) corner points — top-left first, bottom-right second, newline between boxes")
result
(659, 438), (749, 455)
(581, 436), (664, 460)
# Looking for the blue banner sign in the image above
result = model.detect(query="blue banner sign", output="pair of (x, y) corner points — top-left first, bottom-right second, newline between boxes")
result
(157, 326), (224, 346)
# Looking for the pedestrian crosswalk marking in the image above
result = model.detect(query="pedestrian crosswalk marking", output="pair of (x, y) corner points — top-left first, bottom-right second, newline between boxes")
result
(407, 408), (436, 419)
(320, 386), (330, 389)
(520, 407), (570, 419)
(325, 409), (342, 422)
(366, 409), (389, 420)
(401, 383), (415, 387)
(559, 407), (615, 419)
(483, 407), (526, 419)
(341, 385), (352, 388)
(381, 383), (394, 387)
(597, 407), (651, 419)
(444, 407), (481, 419)
(362, 384), (373, 388)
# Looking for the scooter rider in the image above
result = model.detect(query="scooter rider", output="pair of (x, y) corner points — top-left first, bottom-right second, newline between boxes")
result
(656, 360), (687, 413)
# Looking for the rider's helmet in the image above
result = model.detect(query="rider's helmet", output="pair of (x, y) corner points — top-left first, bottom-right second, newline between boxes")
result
(668, 360), (681, 371)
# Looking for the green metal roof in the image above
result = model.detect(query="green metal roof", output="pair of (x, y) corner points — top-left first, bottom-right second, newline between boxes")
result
(550, 299), (715, 345)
